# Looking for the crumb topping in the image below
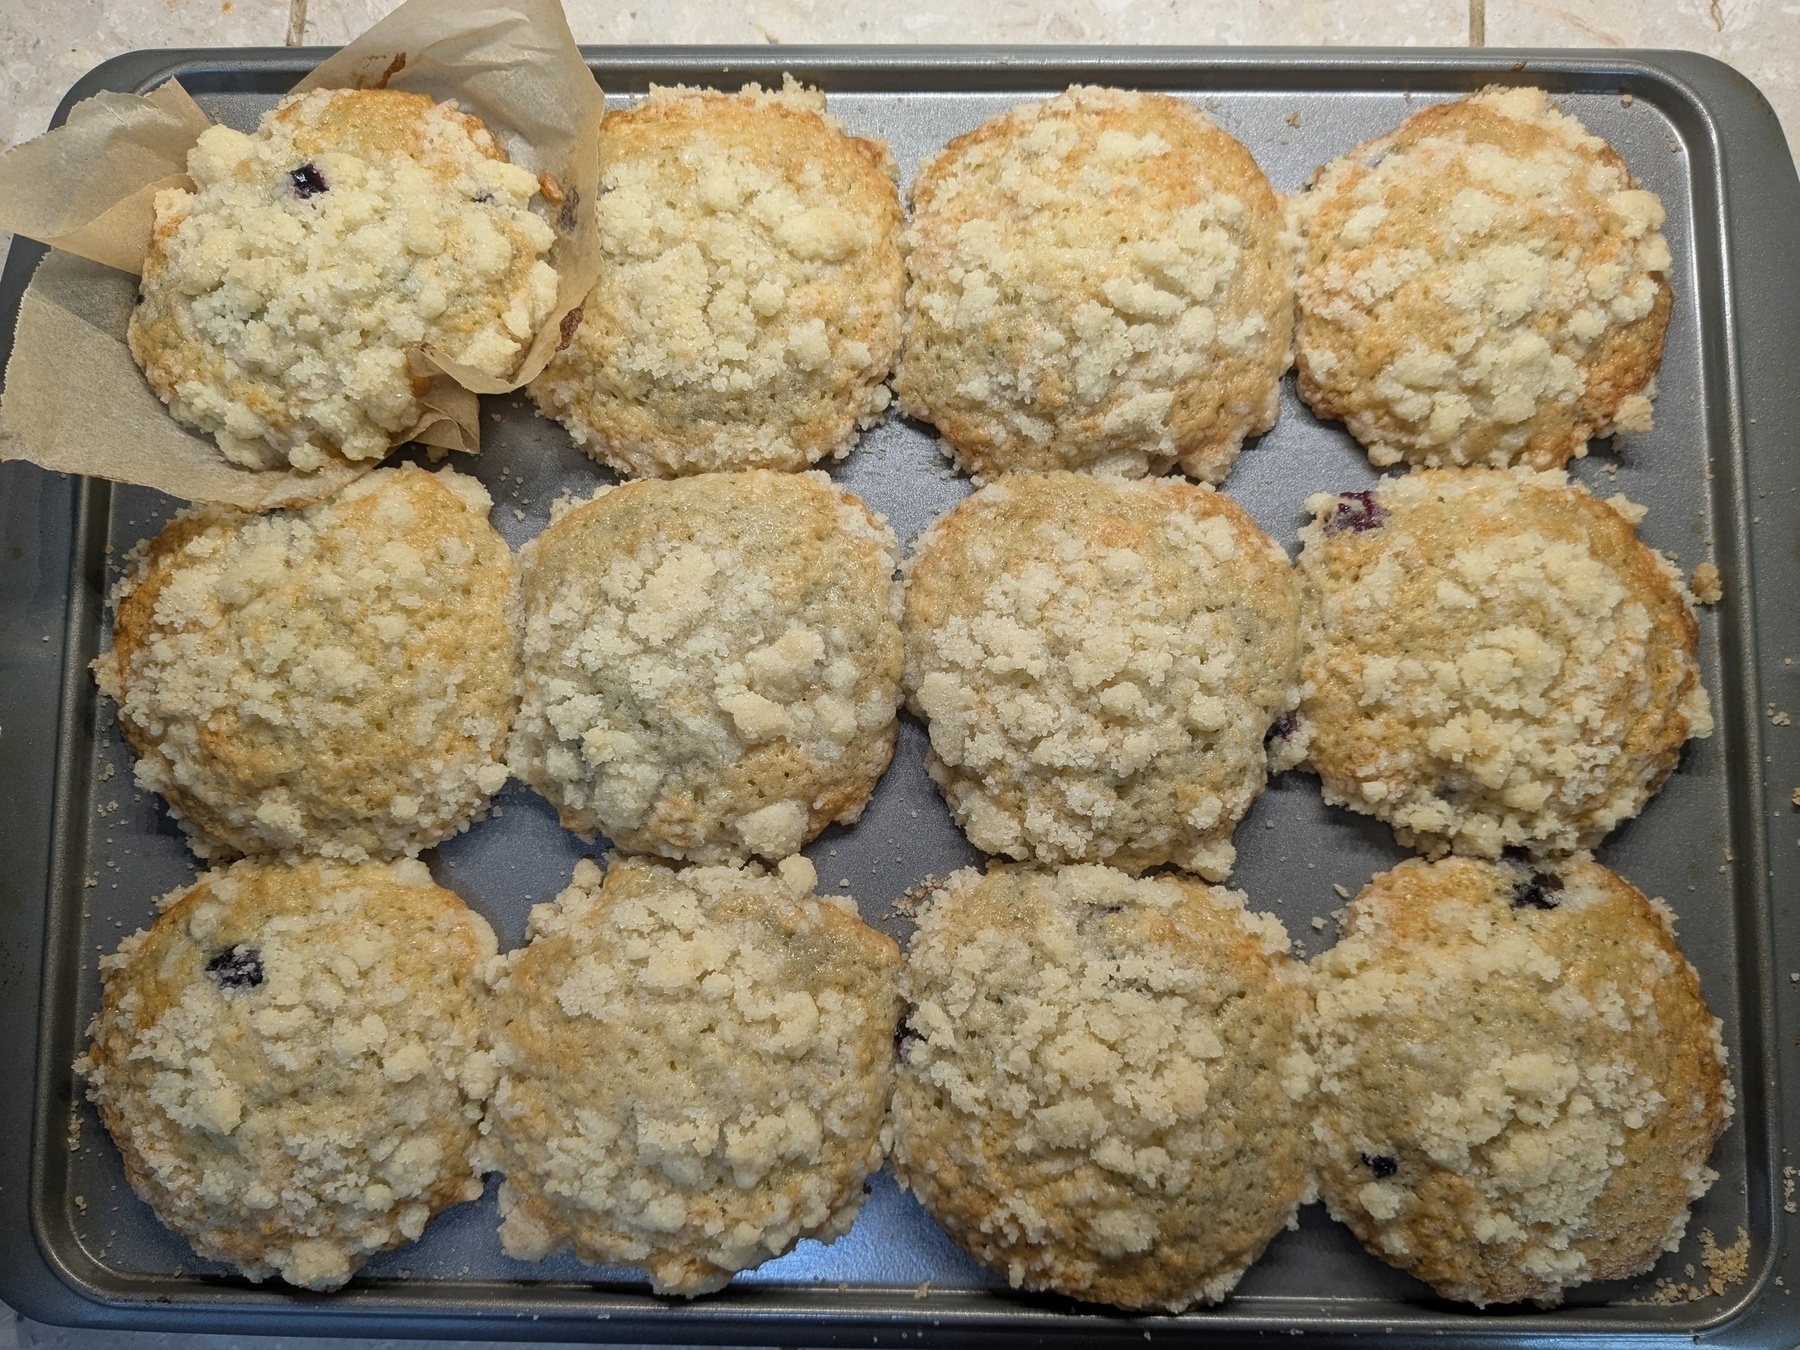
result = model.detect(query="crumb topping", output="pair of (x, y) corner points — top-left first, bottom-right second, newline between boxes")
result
(510, 471), (902, 861)
(531, 78), (904, 476)
(895, 85), (1294, 484)
(904, 473), (1301, 879)
(1293, 86), (1672, 470)
(1689, 561), (1722, 606)
(130, 88), (558, 471)
(482, 854), (901, 1294)
(1310, 855), (1732, 1307)
(1296, 467), (1711, 857)
(892, 863), (1314, 1311)
(77, 858), (498, 1290)
(95, 465), (517, 862)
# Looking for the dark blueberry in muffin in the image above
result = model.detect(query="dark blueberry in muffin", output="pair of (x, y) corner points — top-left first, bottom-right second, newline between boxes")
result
(894, 1020), (921, 1061)
(1511, 872), (1564, 911)
(289, 163), (329, 199)
(205, 944), (264, 990)
(1323, 491), (1387, 536)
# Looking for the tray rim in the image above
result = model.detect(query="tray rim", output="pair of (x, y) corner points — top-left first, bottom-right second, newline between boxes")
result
(0, 41), (1795, 1347)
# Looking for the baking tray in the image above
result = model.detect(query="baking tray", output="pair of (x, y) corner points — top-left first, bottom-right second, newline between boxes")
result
(0, 44), (1796, 1347)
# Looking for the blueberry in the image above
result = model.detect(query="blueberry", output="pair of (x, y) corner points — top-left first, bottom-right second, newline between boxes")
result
(289, 162), (328, 199)
(205, 944), (264, 990)
(1511, 872), (1563, 911)
(1264, 712), (1296, 745)
(471, 191), (493, 204)
(1322, 491), (1388, 536)
(1361, 1152), (1398, 1179)
(894, 1021), (920, 1061)
(1500, 844), (1533, 866)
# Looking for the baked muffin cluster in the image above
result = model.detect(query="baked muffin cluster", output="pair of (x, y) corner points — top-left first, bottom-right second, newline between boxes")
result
(77, 71), (1735, 1319)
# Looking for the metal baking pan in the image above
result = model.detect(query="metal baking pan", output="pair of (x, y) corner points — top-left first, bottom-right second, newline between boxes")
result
(1, 44), (1796, 1347)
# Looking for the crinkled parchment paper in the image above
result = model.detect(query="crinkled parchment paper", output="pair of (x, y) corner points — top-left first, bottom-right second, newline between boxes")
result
(0, 0), (602, 510)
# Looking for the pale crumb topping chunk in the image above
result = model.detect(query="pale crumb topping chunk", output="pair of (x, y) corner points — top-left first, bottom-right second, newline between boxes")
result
(481, 854), (901, 1294)
(130, 88), (559, 472)
(1689, 561), (1722, 605)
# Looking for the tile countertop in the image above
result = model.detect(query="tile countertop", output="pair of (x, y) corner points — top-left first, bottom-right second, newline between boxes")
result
(0, 0), (1795, 1347)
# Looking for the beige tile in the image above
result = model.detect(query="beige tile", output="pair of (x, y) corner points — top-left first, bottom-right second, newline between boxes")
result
(0, 0), (289, 152)
(295, 0), (401, 45)
(0, 0), (288, 270)
(1486, 0), (1800, 157)
(302, 0), (1470, 47)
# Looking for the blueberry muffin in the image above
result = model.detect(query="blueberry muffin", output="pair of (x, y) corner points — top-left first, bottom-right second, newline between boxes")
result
(892, 863), (1315, 1311)
(482, 854), (901, 1293)
(1310, 854), (1732, 1306)
(1293, 86), (1672, 470)
(77, 858), (499, 1290)
(509, 471), (902, 862)
(1294, 468), (1710, 858)
(96, 465), (518, 862)
(895, 85), (1294, 484)
(530, 78), (904, 476)
(903, 472), (1302, 880)
(130, 88), (560, 472)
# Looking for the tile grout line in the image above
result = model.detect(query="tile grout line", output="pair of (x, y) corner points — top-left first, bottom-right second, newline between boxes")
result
(285, 0), (308, 46)
(1468, 0), (1486, 47)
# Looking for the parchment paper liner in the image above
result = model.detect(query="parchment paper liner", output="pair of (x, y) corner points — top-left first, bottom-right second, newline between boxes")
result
(0, 0), (602, 510)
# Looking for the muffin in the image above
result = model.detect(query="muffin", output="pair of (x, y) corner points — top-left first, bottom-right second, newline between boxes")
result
(1293, 468), (1711, 858)
(482, 853), (901, 1294)
(1310, 854), (1732, 1306)
(903, 472), (1302, 880)
(95, 465), (518, 862)
(130, 88), (560, 472)
(76, 858), (499, 1291)
(895, 85), (1294, 484)
(509, 470), (903, 862)
(530, 78), (905, 476)
(892, 863), (1315, 1311)
(1292, 85), (1673, 470)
